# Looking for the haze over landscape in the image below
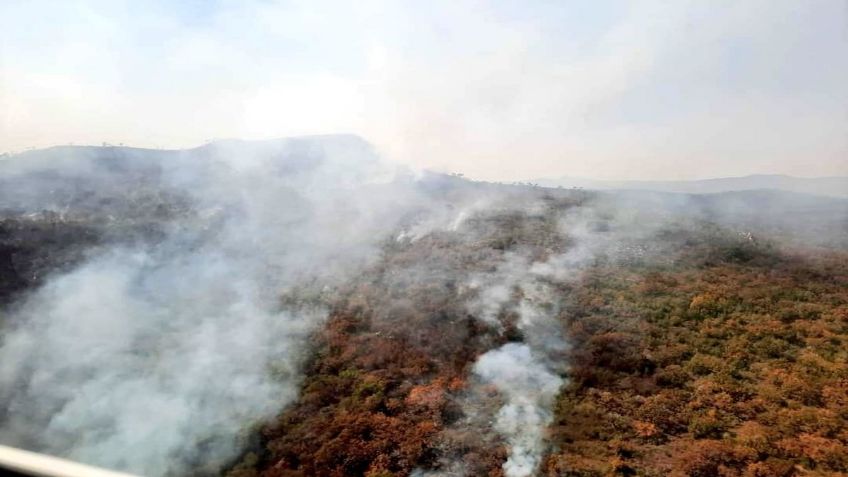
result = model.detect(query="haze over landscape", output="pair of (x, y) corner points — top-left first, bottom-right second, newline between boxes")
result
(2, 0), (847, 181)
(1, 2), (847, 477)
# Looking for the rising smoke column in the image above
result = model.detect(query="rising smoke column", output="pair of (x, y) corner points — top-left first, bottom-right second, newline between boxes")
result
(474, 343), (563, 477)
(469, 269), (567, 477)
(462, 201), (630, 477)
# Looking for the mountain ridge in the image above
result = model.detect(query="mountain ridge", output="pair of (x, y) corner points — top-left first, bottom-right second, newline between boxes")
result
(531, 173), (848, 198)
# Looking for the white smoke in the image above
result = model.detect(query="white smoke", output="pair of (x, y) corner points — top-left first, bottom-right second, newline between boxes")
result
(0, 248), (317, 476)
(468, 275), (566, 477)
(410, 462), (467, 477)
(0, 136), (447, 476)
(473, 343), (563, 477)
(460, 201), (631, 477)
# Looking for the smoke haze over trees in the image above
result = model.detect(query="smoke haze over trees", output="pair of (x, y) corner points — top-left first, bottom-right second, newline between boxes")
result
(0, 136), (847, 476)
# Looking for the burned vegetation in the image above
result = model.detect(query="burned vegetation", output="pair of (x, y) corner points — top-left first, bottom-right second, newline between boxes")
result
(228, 196), (578, 477)
(230, 197), (848, 476)
(1, 141), (847, 477)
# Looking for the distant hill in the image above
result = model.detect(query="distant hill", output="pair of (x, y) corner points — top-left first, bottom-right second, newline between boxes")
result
(533, 174), (848, 198)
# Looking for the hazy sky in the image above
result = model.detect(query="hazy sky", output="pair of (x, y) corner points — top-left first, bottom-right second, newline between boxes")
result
(1, 0), (846, 180)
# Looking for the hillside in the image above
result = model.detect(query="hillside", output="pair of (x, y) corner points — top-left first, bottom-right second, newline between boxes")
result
(0, 139), (846, 477)
(226, 201), (848, 477)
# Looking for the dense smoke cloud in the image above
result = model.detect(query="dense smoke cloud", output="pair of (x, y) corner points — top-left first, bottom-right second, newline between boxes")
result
(0, 136), (448, 475)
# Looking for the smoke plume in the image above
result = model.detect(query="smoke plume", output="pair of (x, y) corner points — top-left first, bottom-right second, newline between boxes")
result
(0, 136), (445, 475)
(473, 343), (563, 477)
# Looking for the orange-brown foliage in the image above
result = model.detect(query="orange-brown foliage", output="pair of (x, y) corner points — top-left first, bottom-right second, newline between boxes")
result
(547, 252), (848, 476)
